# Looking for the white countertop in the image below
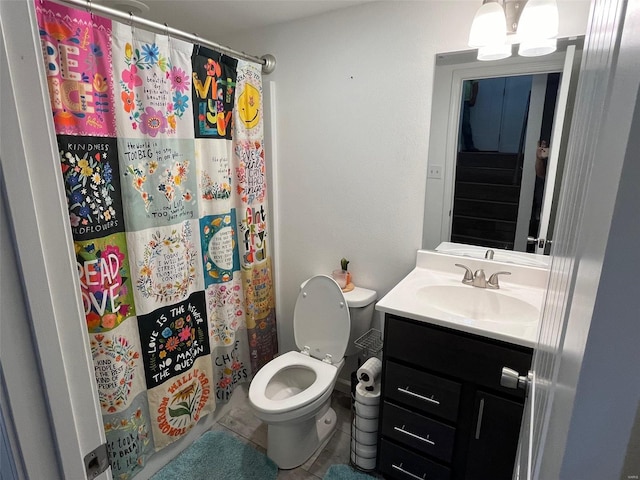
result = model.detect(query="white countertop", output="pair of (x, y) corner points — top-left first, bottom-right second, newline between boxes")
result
(376, 250), (549, 348)
(436, 242), (551, 268)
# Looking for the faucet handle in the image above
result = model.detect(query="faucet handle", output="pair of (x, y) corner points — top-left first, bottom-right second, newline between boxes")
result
(487, 271), (511, 289)
(455, 264), (474, 284)
(474, 269), (486, 281)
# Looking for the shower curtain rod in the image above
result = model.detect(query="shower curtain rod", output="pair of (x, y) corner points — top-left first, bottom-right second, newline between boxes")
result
(44, 0), (277, 74)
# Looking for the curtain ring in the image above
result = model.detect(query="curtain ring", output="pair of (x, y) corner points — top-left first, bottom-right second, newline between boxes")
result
(164, 23), (173, 66)
(86, 0), (94, 19)
(129, 11), (136, 39)
(164, 23), (171, 46)
(194, 33), (200, 55)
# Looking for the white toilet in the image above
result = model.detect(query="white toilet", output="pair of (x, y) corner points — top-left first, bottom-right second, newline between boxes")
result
(248, 274), (377, 469)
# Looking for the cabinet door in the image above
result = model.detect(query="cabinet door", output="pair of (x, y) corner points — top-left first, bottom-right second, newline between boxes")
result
(465, 391), (524, 480)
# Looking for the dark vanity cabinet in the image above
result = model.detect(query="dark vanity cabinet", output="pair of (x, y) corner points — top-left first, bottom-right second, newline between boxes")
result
(377, 315), (533, 480)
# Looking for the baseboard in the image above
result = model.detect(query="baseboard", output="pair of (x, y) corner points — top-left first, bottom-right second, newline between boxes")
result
(334, 377), (351, 395)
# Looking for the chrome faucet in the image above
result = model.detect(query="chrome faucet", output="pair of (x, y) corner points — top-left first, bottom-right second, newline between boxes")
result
(455, 264), (511, 289)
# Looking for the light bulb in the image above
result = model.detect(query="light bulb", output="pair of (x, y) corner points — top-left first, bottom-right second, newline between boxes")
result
(477, 43), (513, 61)
(517, 0), (559, 42)
(519, 38), (557, 56)
(469, 2), (508, 48)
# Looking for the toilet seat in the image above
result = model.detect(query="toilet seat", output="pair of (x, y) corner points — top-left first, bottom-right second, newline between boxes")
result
(249, 351), (338, 415)
(294, 275), (350, 363)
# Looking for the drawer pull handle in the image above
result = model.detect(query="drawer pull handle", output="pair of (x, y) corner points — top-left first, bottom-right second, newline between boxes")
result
(475, 398), (485, 440)
(391, 462), (427, 480)
(397, 387), (440, 405)
(394, 425), (435, 446)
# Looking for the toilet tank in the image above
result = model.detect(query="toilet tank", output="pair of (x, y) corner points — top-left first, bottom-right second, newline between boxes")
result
(343, 286), (377, 356)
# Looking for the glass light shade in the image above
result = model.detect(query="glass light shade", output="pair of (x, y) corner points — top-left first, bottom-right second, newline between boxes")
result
(469, 2), (508, 48)
(477, 43), (513, 61)
(518, 37), (557, 56)
(517, 0), (559, 41)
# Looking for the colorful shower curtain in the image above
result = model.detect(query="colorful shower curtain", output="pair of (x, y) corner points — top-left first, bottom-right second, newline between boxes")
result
(36, 1), (277, 478)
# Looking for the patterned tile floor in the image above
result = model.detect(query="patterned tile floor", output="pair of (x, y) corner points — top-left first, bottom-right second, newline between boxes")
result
(212, 385), (357, 479)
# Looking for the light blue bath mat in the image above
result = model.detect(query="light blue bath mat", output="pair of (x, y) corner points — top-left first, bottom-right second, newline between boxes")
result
(323, 464), (377, 479)
(151, 430), (277, 480)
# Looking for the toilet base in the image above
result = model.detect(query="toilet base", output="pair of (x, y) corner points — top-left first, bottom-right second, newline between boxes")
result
(266, 401), (337, 469)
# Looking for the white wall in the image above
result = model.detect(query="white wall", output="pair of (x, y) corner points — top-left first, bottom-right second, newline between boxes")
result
(226, 1), (591, 353)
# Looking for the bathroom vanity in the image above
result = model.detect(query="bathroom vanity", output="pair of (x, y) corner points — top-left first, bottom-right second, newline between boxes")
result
(377, 315), (532, 479)
(375, 250), (547, 480)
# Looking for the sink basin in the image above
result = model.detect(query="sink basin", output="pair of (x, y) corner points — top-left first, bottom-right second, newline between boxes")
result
(375, 250), (549, 346)
(416, 285), (540, 323)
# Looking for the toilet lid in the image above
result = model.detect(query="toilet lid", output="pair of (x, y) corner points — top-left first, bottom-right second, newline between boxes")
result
(294, 275), (350, 363)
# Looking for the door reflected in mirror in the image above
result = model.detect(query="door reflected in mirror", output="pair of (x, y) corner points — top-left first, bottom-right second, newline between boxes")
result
(452, 74), (560, 252)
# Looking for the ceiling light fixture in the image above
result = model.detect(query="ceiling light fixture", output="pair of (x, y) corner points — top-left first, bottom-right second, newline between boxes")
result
(468, 0), (559, 61)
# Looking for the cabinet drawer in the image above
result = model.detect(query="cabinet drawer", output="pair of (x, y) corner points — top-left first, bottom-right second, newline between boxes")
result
(384, 360), (461, 421)
(379, 438), (451, 480)
(382, 403), (455, 462)
(385, 316), (533, 398)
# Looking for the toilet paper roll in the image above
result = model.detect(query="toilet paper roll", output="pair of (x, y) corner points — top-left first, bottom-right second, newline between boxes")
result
(352, 422), (378, 445)
(351, 450), (377, 470)
(354, 399), (379, 419)
(354, 414), (378, 432)
(355, 382), (380, 406)
(350, 437), (377, 458)
(357, 357), (382, 387)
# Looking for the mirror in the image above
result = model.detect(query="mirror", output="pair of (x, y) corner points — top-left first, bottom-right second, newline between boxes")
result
(422, 38), (583, 258)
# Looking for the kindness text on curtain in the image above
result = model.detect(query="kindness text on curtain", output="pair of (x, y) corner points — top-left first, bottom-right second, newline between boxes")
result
(36, 2), (277, 478)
